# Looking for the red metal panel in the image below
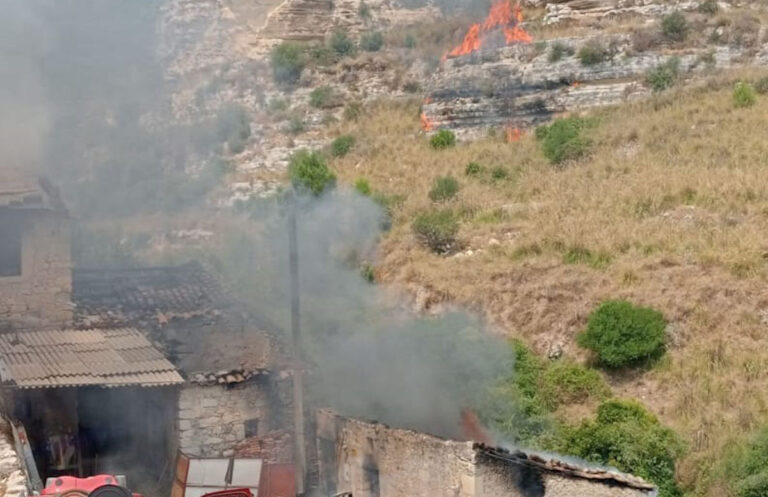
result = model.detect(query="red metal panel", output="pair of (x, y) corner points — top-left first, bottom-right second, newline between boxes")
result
(258, 464), (295, 497)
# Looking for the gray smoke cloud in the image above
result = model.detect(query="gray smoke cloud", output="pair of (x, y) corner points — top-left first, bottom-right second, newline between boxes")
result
(219, 191), (511, 438)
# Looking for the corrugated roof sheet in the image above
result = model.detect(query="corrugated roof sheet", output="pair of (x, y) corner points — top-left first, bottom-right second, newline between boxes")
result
(0, 328), (183, 389)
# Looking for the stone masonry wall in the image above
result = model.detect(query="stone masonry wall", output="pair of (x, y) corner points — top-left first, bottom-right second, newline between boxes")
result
(315, 410), (477, 497)
(0, 210), (72, 327)
(178, 381), (272, 457)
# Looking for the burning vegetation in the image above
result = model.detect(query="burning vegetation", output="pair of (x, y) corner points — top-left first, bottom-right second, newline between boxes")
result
(445, 0), (532, 59)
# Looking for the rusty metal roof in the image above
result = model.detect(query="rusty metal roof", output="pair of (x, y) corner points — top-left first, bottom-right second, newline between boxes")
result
(0, 328), (183, 388)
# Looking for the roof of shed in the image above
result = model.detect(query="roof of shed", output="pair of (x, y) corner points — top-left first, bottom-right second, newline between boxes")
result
(0, 328), (183, 388)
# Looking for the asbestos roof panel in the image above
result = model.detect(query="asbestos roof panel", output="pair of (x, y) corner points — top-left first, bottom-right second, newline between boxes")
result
(0, 328), (183, 389)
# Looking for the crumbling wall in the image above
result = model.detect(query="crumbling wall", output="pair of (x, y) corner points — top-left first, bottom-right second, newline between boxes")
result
(315, 410), (477, 497)
(475, 454), (655, 497)
(0, 419), (28, 497)
(0, 210), (72, 327)
(178, 380), (274, 457)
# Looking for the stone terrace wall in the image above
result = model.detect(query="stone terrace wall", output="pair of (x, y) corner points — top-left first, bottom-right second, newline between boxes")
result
(178, 380), (273, 457)
(0, 210), (72, 327)
(315, 410), (477, 497)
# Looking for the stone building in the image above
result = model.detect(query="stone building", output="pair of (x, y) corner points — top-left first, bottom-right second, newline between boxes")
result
(314, 410), (657, 497)
(0, 175), (293, 489)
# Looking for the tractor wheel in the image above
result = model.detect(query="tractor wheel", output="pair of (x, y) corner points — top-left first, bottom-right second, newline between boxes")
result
(88, 485), (132, 497)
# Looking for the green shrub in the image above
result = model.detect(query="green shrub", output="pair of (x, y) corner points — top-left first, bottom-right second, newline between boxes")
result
(412, 209), (459, 253)
(737, 472), (768, 497)
(428, 175), (460, 202)
(331, 30), (357, 56)
(430, 129), (456, 150)
(358, 0), (371, 19)
(405, 34), (417, 48)
(662, 11), (689, 42)
(309, 86), (337, 109)
(698, 0), (719, 14)
(354, 178), (372, 196)
(270, 42), (305, 84)
(577, 300), (667, 368)
(267, 98), (289, 115)
(558, 399), (685, 497)
(540, 361), (610, 410)
(563, 245), (612, 269)
(578, 41), (609, 66)
(490, 166), (509, 181)
(549, 42), (574, 62)
(465, 162), (483, 176)
(403, 81), (421, 93)
(289, 150), (337, 196)
(360, 32), (384, 52)
(646, 57), (680, 92)
(733, 81), (757, 108)
(536, 116), (593, 165)
(307, 43), (338, 66)
(360, 264), (375, 283)
(286, 116), (305, 135)
(331, 135), (356, 157)
(344, 101), (364, 121)
(754, 76), (768, 95)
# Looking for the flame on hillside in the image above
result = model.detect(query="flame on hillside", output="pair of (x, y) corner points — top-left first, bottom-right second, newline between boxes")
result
(445, 0), (532, 59)
(421, 112), (434, 132)
(505, 126), (522, 142)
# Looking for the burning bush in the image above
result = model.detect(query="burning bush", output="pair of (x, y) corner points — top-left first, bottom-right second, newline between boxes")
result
(558, 399), (685, 497)
(270, 42), (306, 85)
(733, 81), (757, 108)
(412, 209), (459, 253)
(430, 129), (456, 149)
(662, 11), (689, 42)
(536, 116), (594, 165)
(646, 57), (680, 92)
(578, 300), (667, 368)
(360, 31), (384, 52)
(428, 175), (460, 202)
(331, 135), (356, 157)
(289, 150), (337, 196)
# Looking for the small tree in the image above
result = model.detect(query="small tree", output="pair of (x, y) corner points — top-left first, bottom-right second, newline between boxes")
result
(536, 116), (593, 165)
(360, 32), (384, 52)
(661, 11), (689, 42)
(270, 42), (305, 85)
(331, 135), (356, 157)
(430, 129), (456, 150)
(289, 150), (336, 196)
(646, 58), (680, 92)
(733, 81), (757, 108)
(578, 41), (609, 66)
(412, 210), (459, 253)
(578, 300), (667, 368)
(428, 176), (460, 202)
(309, 86), (337, 108)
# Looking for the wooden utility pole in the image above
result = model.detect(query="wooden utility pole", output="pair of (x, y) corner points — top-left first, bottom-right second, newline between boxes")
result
(288, 193), (306, 496)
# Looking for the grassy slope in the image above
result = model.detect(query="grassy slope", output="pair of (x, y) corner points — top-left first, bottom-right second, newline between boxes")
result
(326, 72), (768, 495)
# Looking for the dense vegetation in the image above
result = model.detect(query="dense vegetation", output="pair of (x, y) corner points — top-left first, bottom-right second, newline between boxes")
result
(289, 150), (337, 195)
(535, 116), (594, 165)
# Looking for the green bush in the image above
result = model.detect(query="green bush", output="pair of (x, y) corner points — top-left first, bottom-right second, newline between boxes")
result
(331, 30), (357, 56)
(563, 245), (612, 269)
(344, 101), (364, 121)
(733, 81), (757, 108)
(405, 34), (417, 49)
(267, 98), (289, 115)
(578, 41), (609, 66)
(360, 31), (384, 52)
(698, 0), (719, 14)
(549, 42), (574, 62)
(578, 300), (667, 368)
(428, 175), (460, 202)
(310, 86), (337, 109)
(270, 42), (306, 85)
(558, 399), (685, 497)
(540, 361), (610, 410)
(491, 166), (509, 181)
(289, 150), (337, 196)
(403, 81), (421, 93)
(754, 76), (768, 95)
(737, 473), (768, 497)
(646, 57), (680, 92)
(354, 178), (372, 196)
(430, 129), (456, 150)
(286, 116), (305, 135)
(331, 135), (356, 157)
(536, 116), (593, 165)
(465, 162), (483, 176)
(662, 11), (689, 42)
(412, 209), (459, 253)
(358, 0), (371, 19)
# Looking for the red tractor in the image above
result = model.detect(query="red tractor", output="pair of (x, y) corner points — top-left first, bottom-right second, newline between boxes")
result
(39, 476), (254, 497)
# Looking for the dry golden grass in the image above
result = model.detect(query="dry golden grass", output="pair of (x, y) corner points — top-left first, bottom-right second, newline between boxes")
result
(327, 71), (768, 496)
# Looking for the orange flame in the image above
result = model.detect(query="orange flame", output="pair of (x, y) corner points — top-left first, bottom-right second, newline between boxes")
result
(506, 126), (522, 142)
(446, 1), (532, 59)
(421, 112), (434, 132)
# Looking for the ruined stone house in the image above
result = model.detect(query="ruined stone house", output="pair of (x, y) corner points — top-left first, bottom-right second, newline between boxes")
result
(0, 175), (293, 488)
(315, 410), (657, 497)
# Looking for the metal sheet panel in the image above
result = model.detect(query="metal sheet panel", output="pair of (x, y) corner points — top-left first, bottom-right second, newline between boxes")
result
(231, 459), (263, 487)
(186, 458), (231, 486)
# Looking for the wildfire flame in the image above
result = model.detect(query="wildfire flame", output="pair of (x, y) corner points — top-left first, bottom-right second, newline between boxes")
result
(420, 112), (434, 132)
(445, 0), (532, 59)
(506, 126), (522, 142)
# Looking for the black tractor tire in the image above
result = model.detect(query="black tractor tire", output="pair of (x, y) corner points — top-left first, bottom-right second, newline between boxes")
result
(88, 484), (133, 497)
